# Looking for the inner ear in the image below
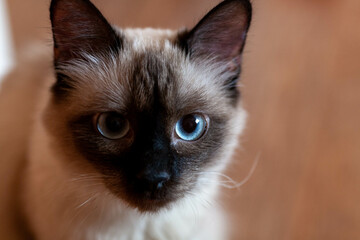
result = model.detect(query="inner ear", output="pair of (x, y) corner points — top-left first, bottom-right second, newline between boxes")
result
(178, 0), (252, 65)
(50, 0), (122, 63)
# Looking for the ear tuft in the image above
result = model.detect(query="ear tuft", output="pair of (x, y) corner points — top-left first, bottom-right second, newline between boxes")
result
(50, 0), (122, 63)
(177, 0), (252, 101)
(179, 0), (252, 67)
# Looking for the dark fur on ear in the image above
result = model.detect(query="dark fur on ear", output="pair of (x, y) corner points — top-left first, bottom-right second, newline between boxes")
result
(50, 0), (122, 63)
(50, 0), (122, 96)
(177, 0), (252, 96)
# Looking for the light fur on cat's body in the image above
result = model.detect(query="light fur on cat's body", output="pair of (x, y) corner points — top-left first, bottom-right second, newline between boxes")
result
(0, 28), (246, 240)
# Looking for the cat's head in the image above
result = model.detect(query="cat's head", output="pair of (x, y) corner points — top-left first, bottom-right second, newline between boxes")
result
(45, 0), (251, 212)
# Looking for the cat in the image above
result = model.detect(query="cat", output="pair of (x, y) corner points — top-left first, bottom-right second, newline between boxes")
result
(0, 0), (252, 239)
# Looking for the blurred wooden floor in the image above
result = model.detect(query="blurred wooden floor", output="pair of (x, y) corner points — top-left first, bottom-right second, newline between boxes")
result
(6, 0), (360, 239)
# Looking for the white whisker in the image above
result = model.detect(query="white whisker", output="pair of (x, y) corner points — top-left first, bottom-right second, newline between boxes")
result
(197, 152), (261, 189)
(76, 194), (98, 210)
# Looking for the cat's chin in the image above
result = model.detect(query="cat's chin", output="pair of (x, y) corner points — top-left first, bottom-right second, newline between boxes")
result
(132, 198), (173, 213)
(120, 193), (176, 212)
(109, 185), (182, 212)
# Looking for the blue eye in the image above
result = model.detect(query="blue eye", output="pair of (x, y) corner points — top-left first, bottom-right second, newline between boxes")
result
(96, 112), (130, 140)
(175, 114), (207, 141)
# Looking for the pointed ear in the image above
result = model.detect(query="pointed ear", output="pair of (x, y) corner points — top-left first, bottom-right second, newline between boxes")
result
(179, 0), (252, 69)
(50, 0), (122, 64)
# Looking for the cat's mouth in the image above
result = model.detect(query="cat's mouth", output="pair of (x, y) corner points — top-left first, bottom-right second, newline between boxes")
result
(121, 187), (179, 212)
(131, 196), (173, 212)
(105, 176), (183, 212)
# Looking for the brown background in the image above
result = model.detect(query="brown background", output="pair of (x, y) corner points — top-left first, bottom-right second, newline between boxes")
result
(6, 0), (360, 239)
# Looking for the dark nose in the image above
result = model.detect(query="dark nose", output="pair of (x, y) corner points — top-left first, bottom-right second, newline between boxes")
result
(137, 171), (170, 192)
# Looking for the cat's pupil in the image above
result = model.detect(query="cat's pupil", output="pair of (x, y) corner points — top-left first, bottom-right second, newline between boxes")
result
(105, 115), (123, 133)
(181, 115), (198, 133)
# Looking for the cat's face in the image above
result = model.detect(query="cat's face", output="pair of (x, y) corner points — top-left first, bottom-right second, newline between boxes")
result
(45, 0), (251, 212)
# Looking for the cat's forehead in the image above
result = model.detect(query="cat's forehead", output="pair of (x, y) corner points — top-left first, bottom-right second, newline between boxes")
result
(121, 28), (178, 50)
(61, 28), (233, 116)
